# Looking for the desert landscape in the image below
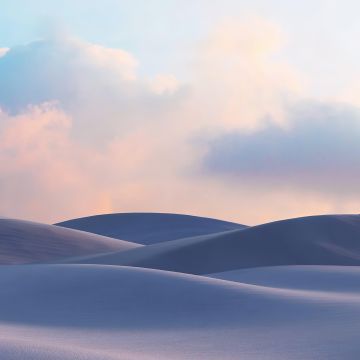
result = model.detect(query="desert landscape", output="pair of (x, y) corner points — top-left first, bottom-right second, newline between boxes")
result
(2, 1), (360, 358)
(1, 212), (360, 359)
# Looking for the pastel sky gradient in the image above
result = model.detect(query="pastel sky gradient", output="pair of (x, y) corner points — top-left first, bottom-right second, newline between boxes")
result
(1, 1), (360, 225)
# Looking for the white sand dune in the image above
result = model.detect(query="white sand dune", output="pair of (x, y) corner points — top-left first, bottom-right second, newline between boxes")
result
(210, 265), (360, 292)
(71, 214), (360, 274)
(56, 212), (246, 244)
(1, 264), (360, 359)
(0, 218), (140, 264)
(3, 213), (360, 359)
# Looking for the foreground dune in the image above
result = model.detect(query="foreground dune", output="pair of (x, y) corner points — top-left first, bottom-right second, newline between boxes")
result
(0, 218), (140, 264)
(70, 215), (360, 274)
(56, 212), (246, 244)
(1, 264), (360, 359)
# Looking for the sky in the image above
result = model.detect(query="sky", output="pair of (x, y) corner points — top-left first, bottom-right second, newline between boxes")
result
(1, 0), (360, 225)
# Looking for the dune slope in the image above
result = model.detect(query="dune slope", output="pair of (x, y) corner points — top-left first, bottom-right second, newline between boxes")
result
(56, 212), (246, 244)
(0, 218), (140, 264)
(70, 214), (360, 274)
(210, 265), (360, 292)
(1, 264), (360, 359)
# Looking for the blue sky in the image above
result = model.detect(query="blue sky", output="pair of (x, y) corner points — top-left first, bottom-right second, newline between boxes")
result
(2, 0), (360, 94)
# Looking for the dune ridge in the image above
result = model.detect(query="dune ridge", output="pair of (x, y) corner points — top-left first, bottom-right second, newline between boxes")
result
(67, 214), (360, 274)
(56, 212), (246, 244)
(0, 218), (140, 264)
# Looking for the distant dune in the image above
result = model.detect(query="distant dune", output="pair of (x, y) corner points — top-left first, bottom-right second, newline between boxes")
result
(67, 215), (360, 274)
(56, 212), (246, 244)
(0, 218), (140, 264)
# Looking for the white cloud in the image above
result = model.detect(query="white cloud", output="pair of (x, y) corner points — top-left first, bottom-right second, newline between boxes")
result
(0, 35), (183, 143)
(203, 100), (360, 195)
(0, 104), (111, 220)
(149, 74), (179, 95)
(188, 17), (302, 131)
(0, 48), (8, 57)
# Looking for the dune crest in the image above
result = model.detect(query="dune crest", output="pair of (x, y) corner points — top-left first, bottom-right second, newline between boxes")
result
(63, 214), (360, 274)
(56, 212), (246, 244)
(0, 218), (139, 264)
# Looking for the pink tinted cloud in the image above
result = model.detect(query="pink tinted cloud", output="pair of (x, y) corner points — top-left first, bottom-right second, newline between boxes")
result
(0, 48), (8, 57)
(0, 105), (114, 221)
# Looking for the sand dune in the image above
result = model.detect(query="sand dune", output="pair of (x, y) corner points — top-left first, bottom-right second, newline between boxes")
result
(210, 265), (360, 292)
(3, 212), (360, 359)
(69, 215), (360, 274)
(0, 218), (140, 264)
(56, 212), (245, 244)
(1, 264), (360, 359)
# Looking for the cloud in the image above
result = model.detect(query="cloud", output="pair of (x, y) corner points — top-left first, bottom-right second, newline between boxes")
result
(0, 35), (184, 143)
(0, 104), (114, 220)
(0, 35), (138, 110)
(0, 33), (194, 222)
(149, 74), (179, 95)
(188, 17), (302, 131)
(202, 100), (360, 194)
(2, 18), (359, 225)
(0, 103), (179, 222)
(0, 102), (213, 223)
(0, 48), (8, 57)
